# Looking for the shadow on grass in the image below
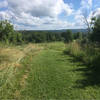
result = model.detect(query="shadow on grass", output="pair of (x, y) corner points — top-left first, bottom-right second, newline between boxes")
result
(74, 68), (100, 88)
(63, 51), (100, 88)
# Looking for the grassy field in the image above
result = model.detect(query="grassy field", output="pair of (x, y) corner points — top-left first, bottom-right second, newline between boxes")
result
(0, 42), (100, 99)
(0, 43), (43, 99)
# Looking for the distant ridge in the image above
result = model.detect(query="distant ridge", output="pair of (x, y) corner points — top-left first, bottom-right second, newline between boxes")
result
(45, 29), (87, 33)
(18, 29), (87, 33)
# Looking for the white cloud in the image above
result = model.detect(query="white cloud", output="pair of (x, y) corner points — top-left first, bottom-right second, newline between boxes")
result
(1, 0), (98, 30)
(81, 0), (92, 9)
(7, 0), (73, 18)
(0, 0), (8, 9)
(14, 17), (75, 30)
(0, 0), (76, 30)
(72, 0), (93, 29)
(94, 8), (100, 17)
(0, 11), (11, 20)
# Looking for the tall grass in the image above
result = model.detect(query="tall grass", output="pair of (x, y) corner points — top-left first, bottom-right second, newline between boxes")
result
(64, 41), (85, 62)
(64, 41), (100, 68)
(0, 43), (42, 99)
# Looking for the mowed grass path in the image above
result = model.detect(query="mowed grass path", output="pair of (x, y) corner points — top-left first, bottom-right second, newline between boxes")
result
(20, 43), (100, 100)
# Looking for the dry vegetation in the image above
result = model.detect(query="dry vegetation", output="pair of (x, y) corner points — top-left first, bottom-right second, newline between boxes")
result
(0, 43), (43, 99)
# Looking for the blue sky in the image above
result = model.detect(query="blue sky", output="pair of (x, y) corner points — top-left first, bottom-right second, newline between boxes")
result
(64, 0), (81, 10)
(0, 0), (100, 30)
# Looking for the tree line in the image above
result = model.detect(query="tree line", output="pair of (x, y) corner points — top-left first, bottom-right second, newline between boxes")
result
(0, 20), (82, 44)
(0, 17), (100, 44)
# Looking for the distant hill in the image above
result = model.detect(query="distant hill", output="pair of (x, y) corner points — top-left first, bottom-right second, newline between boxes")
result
(45, 29), (87, 33)
(18, 29), (87, 33)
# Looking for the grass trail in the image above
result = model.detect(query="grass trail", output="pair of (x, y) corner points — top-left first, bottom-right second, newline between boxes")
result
(19, 43), (100, 100)
(1, 42), (100, 99)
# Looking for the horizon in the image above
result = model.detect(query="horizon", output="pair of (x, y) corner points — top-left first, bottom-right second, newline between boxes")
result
(16, 28), (86, 31)
(0, 0), (100, 30)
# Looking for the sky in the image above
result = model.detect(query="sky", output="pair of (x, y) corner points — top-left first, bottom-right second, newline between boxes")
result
(0, 0), (100, 30)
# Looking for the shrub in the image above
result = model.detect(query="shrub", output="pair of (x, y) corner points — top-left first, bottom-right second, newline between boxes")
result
(64, 41), (100, 68)
(65, 41), (85, 60)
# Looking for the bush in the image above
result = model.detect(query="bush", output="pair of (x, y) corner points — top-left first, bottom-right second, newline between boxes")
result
(64, 41), (100, 68)
(92, 54), (100, 70)
(65, 41), (85, 60)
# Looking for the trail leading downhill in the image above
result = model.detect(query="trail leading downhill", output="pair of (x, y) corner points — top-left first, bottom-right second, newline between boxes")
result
(19, 45), (100, 100)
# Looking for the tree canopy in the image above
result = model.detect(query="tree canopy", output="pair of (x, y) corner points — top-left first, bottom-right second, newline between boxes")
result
(90, 17), (100, 43)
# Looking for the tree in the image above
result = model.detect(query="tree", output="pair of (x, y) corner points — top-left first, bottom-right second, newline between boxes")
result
(62, 30), (73, 42)
(82, 9), (93, 35)
(0, 20), (14, 41)
(74, 32), (82, 40)
(0, 20), (23, 44)
(90, 17), (100, 43)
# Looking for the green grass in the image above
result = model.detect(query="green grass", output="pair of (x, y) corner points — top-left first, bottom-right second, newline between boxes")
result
(1, 42), (100, 99)
(19, 42), (100, 100)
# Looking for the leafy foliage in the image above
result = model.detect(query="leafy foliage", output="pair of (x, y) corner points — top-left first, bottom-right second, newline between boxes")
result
(21, 31), (63, 43)
(90, 17), (100, 43)
(61, 30), (73, 42)
(0, 20), (23, 44)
